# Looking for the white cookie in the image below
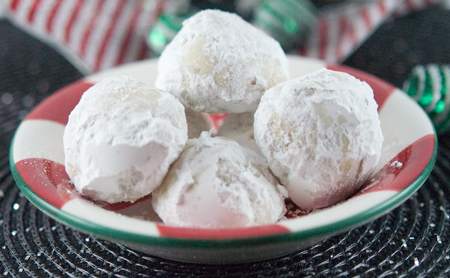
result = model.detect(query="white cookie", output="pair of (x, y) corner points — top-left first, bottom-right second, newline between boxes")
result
(152, 132), (287, 228)
(155, 9), (289, 114)
(254, 69), (383, 210)
(64, 76), (188, 203)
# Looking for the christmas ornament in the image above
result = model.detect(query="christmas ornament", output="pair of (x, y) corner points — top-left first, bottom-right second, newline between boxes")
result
(147, 0), (195, 56)
(403, 64), (450, 134)
(252, 0), (317, 51)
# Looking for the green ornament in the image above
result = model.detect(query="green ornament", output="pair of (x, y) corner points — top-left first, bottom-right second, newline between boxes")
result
(252, 0), (317, 51)
(147, 11), (195, 56)
(403, 64), (450, 134)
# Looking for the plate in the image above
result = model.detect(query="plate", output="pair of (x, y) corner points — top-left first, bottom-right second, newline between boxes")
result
(10, 56), (437, 264)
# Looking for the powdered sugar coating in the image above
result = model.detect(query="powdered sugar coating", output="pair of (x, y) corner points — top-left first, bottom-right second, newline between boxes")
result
(64, 76), (188, 203)
(217, 112), (262, 156)
(155, 9), (289, 114)
(254, 69), (384, 210)
(152, 132), (287, 228)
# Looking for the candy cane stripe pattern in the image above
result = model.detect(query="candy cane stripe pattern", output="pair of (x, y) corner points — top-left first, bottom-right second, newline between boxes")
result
(5, 0), (165, 73)
(298, 0), (441, 63)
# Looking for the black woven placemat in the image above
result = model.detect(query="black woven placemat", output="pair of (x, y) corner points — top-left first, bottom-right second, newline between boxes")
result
(1, 6), (450, 277)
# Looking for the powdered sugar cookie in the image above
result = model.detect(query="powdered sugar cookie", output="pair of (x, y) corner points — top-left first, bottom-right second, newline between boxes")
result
(152, 132), (287, 228)
(64, 76), (188, 203)
(254, 69), (383, 210)
(155, 9), (289, 114)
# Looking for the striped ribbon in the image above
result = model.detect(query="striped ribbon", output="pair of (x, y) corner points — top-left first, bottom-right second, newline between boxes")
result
(2, 0), (445, 73)
(4, 0), (165, 74)
(299, 0), (445, 63)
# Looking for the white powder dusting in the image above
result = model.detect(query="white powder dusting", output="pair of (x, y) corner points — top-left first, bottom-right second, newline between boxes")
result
(216, 112), (262, 155)
(63, 76), (188, 203)
(155, 9), (289, 114)
(152, 132), (286, 228)
(254, 68), (384, 210)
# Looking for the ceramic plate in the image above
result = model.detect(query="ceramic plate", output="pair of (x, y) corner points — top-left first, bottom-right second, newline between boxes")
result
(10, 56), (437, 264)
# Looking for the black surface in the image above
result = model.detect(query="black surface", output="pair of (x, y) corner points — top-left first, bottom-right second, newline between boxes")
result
(1, 6), (450, 277)
(343, 6), (450, 88)
(0, 20), (83, 153)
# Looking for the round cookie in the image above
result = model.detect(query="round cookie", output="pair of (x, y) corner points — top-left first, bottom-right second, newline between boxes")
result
(152, 132), (287, 228)
(155, 9), (289, 114)
(254, 68), (383, 210)
(64, 76), (188, 204)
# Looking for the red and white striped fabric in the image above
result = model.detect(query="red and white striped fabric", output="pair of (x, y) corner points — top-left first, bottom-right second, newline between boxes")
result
(2, 0), (445, 73)
(4, 0), (165, 73)
(393, 0), (445, 17)
(299, 0), (444, 63)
